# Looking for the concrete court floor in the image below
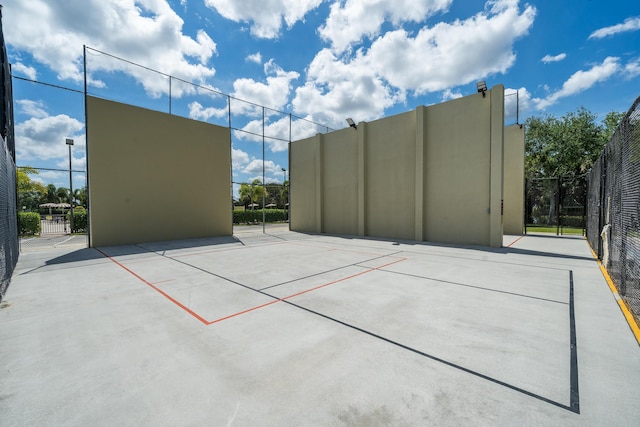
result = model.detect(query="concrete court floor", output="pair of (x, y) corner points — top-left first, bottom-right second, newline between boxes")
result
(1, 228), (639, 426)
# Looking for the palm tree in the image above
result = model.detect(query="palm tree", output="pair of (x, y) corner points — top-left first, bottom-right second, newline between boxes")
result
(44, 184), (58, 203)
(73, 187), (87, 208)
(56, 187), (70, 204)
(239, 179), (268, 209)
(251, 179), (268, 208)
(239, 183), (253, 208)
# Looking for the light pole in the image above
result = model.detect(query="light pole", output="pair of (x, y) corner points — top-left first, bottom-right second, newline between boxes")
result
(65, 138), (74, 234)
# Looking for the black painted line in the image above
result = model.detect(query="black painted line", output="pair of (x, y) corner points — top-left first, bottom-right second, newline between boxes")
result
(373, 268), (569, 305)
(259, 251), (403, 291)
(134, 243), (579, 413)
(279, 298), (577, 413)
(569, 270), (580, 413)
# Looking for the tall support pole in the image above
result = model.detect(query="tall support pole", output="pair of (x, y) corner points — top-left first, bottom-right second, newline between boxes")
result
(66, 138), (74, 234)
(262, 106), (266, 233)
(516, 90), (520, 125)
(288, 113), (292, 225)
(83, 44), (90, 244)
(228, 95), (233, 231)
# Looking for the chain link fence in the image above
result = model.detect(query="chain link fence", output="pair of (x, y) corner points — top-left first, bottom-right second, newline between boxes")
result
(0, 137), (18, 302)
(586, 95), (640, 320)
(525, 176), (587, 235)
(1, 8), (18, 303)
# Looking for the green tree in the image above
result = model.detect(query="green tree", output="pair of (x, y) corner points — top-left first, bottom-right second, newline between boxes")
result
(525, 107), (621, 178)
(525, 107), (623, 226)
(238, 179), (268, 209)
(73, 187), (88, 208)
(238, 183), (252, 207)
(251, 179), (268, 208)
(16, 167), (47, 211)
(602, 111), (625, 143)
(264, 182), (288, 207)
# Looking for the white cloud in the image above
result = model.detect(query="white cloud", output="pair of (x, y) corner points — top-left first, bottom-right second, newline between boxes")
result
(504, 87), (531, 123)
(232, 147), (251, 169)
(4, 0), (217, 97)
(187, 60), (299, 122)
(16, 100), (49, 119)
(15, 114), (85, 162)
(293, 0), (535, 127)
(364, 1), (536, 94)
(319, 0), (452, 52)
(534, 57), (621, 109)
(188, 101), (228, 121)
(236, 116), (291, 152)
(541, 53), (566, 63)
(242, 159), (282, 176)
(246, 52), (262, 64)
(625, 59), (640, 79)
(56, 155), (86, 171)
(204, 0), (323, 38)
(589, 16), (640, 39)
(441, 89), (463, 101)
(230, 59), (299, 115)
(11, 62), (38, 80)
(292, 49), (400, 128)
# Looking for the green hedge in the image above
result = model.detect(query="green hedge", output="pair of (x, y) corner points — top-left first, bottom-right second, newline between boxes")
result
(233, 209), (287, 224)
(69, 210), (88, 233)
(18, 212), (41, 236)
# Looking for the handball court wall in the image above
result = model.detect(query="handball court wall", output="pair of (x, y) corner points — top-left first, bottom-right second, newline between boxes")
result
(87, 96), (232, 247)
(290, 85), (524, 247)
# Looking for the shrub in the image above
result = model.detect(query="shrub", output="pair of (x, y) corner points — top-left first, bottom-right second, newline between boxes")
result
(233, 209), (287, 224)
(18, 212), (41, 236)
(69, 210), (88, 233)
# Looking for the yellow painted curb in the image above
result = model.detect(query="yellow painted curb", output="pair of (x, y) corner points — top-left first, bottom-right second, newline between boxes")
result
(588, 244), (640, 346)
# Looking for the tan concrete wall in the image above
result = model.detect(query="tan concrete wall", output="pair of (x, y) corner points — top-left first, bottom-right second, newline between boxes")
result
(322, 128), (359, 235)
(289, 135), (319, 232)
(423, 93), (492, 246)
(87, 97), (231, 246)
(503, 124), (525, 235)
(366, 111), (416, 240)
(290, 85), (504, 247)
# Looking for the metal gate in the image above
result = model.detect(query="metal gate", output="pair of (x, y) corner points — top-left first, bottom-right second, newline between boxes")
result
(525, 176), (587, 235)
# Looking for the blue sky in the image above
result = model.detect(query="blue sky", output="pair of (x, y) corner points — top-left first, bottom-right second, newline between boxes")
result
(3, 0), (640, 196)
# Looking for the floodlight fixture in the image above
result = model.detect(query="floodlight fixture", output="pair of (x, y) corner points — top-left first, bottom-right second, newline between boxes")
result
(346, 118), (357, 130)
(476, 81), (487, 97)
(65, 138), (74, 146)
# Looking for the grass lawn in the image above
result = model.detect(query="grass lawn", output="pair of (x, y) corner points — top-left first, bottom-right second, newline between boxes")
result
(525, 224), (585, 235)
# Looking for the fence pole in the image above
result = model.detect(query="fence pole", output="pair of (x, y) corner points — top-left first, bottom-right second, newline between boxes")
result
(556, 177), (560, 236)
(262, 106), (265, 233)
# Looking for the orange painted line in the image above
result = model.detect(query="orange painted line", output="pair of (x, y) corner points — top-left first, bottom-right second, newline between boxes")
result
(280, 257), (407, 301)
(507, 235), (525, 247)
(206, 300), (282, 325)
(97, 246), (407, 327)
(95, 248), (210, 325)
(206, 257), (407, 325)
